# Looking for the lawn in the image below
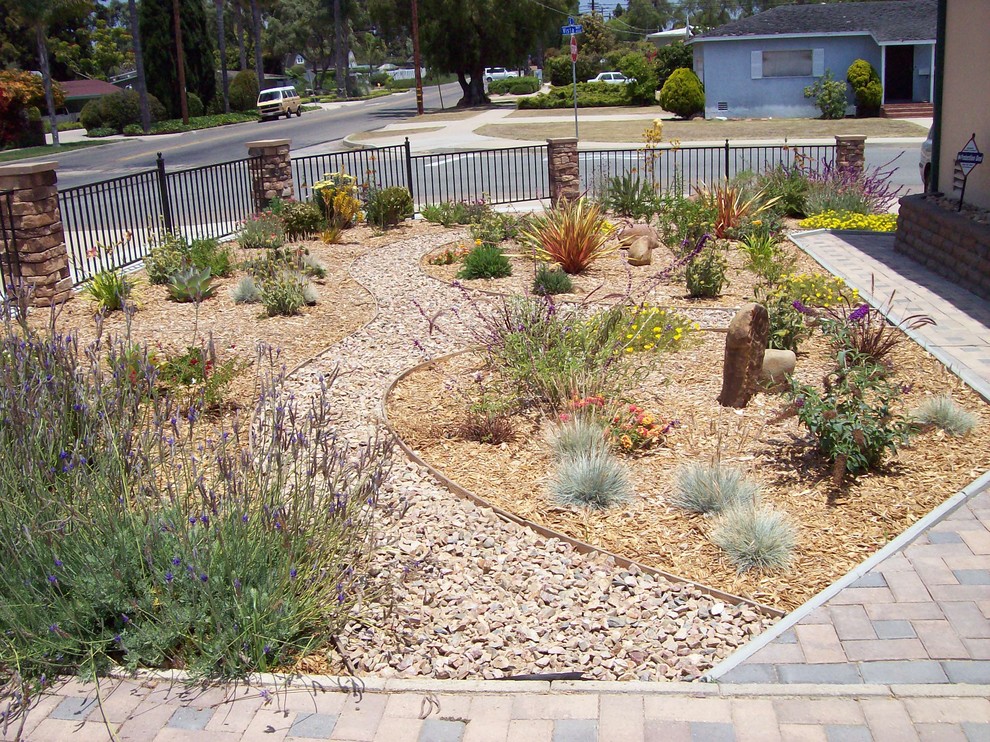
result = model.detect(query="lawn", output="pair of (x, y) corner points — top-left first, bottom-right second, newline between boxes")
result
(479, 117), (929, 143)
(0, 140), (115, 163)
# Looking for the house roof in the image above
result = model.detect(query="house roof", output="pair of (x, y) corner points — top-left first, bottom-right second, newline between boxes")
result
(693, 0), (936, 44)
(59, 79), (122, 100)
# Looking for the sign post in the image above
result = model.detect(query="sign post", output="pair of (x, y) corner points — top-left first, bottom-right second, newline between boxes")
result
(560, 17), (583, 139)
(955, 134), (984, 211)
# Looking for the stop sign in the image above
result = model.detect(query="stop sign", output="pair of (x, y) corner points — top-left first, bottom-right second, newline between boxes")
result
(570, 35), (578, 62)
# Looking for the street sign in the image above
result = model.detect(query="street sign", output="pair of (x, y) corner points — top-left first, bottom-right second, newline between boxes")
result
(570, 35), (578, 62)
(957, 135), (984, 176)
(561, 17), (584, 35)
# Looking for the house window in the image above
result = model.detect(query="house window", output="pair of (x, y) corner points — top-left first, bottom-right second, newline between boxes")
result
(761, 50), (813, 77)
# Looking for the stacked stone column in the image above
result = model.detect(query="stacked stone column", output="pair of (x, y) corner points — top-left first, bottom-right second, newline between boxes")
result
(0, 161), (72, 307)
(547, 137), (580, 205)
(246, 139), (294, 210)
(835, 135), (867, 176)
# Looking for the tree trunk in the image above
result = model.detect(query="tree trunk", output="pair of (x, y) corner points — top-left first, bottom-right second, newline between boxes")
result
(235, 2), (247, 70)
(35, 25), (59, 147)
(215, 0), (230, 112)
(171, 0), (189, 123)
(128, 0), (151, 133)
(250, 0), (263, 90)
(333, 0), (345, 98)
(455, 68), (489, 107)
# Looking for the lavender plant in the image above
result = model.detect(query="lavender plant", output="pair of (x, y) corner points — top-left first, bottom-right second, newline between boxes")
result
(0, 296), (392, 690)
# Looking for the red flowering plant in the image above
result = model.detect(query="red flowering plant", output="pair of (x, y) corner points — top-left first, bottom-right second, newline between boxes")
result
(154, 336), (244, 412)
(560, 396), (674, 454)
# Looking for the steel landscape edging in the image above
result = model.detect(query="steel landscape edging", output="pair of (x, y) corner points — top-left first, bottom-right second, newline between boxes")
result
(380, 349), (784, 618)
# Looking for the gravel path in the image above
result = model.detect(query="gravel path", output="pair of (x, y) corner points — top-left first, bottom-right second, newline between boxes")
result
(287, 230), (776, 682)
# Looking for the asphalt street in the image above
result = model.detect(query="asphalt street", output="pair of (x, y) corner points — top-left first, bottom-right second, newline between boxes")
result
(54, 82), (463, 189)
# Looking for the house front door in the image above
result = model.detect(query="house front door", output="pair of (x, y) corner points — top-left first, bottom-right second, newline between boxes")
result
(884, 45), (914, 102)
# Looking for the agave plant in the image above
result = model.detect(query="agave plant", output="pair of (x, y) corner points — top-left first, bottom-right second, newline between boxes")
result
(168, 266), (216, 303)
(696, 181), (780, 239)
(518, 197), (617, 274)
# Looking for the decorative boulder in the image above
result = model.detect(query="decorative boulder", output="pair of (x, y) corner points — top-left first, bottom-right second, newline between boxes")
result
(627, 236), (654, 266)
(617, 223), (659, 248)
(718, 303), (770, 408)
(759, 349), (796, 387)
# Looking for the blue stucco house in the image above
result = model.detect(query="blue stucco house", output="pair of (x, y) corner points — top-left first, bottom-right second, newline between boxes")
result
(690, 0), (936, 119)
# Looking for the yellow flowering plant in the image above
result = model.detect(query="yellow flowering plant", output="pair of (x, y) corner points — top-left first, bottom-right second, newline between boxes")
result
(619, 304), (699, 353)
(799, 210), (898, 232)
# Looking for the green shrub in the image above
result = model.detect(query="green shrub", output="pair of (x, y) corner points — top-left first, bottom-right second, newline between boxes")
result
(457, 244), (512, 280)
(279, 201), (325, 239)
(739, 231), (793, 285)
(185, 92), (205, 118)
(712, 505), (796, 572)
(85, 127), (117, 138)
(230, 275), (262, 304)
(618, 51), (659, 106)
(532, 263), (574, 296)
(469, 210), (519, 245)
(804, 181), (871, 215)
(480, 298), (627, 409)
(239, 212), (285, 250)
(146, 232), (232, 284)
(804, 70), (848, 120)
(756, 165), (810, 217)
(657, 68), (704, 119)
(81, 90), (167, 133)
(549, 416), (609, 460)
(489, 77), (541, 95)
(911, 395), (979, 436)
(188, 238), (234, 278)
(123, 123), (143, 136)
(79, 98), (103, 131)
(517, 82), (630, 110)
(659, 192), (716, 251)
(685, 244), (728, 298)
(551, 450), (631, 509)
(847, 59), (881, 117)
(787, 360), (912, 483)
(260, 271), (308, 316)
(229, 70), (259, 112)
(544, 54), (599, 87)
(672, 463), (760, 514)
(365, 186), (413, 229)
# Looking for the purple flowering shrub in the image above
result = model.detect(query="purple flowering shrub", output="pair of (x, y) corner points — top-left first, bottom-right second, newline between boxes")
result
(0, 301), (392, 688)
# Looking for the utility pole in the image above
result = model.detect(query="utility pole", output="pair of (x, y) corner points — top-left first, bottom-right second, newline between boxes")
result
(172, 0), (189, 124)
(411, 0), (424, 114)
(128, 0), (151, 133)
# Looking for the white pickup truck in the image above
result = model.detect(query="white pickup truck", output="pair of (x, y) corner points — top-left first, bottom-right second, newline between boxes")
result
(484, 67), (519, 83)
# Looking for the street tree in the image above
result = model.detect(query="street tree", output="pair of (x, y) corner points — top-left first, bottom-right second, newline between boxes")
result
(139, 0), (216, 117)
(372, 0), (570, 107)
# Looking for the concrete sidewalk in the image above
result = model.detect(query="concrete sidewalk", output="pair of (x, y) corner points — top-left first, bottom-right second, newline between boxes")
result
(14, 231), (990, 741)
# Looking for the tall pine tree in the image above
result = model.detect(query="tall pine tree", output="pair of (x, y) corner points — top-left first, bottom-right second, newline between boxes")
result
(139, 0), (216, 117)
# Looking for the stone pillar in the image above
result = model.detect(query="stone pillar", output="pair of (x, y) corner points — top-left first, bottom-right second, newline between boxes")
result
(835, 135), (867, 176)
(246, 139), (294, 211)
(547, 137), (580, 205)
(0, 161), (72, 307)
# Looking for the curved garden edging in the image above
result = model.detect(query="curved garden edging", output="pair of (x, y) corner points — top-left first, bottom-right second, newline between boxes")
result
(380, 349), (785, 619)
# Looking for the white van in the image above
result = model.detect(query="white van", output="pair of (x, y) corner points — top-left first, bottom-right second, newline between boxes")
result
(257, 86), (302, 121)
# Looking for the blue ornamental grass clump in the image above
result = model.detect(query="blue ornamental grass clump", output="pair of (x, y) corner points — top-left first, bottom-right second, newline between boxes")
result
(0, 301), (392, 685)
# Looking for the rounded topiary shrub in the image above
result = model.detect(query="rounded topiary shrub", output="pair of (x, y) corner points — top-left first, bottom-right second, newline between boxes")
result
(229, 70), (259, 112)
(847, 59), (882, 117)
(82, 91), (166, 133)
(186, 92), (204, 118)
(658, 68), (704, 119)
(79, 98), (104, 131)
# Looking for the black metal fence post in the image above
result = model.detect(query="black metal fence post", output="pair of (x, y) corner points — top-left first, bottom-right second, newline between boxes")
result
(724, 139), (731, 180)
(404, 138), (415, 204)
(156, 152), (175, 233)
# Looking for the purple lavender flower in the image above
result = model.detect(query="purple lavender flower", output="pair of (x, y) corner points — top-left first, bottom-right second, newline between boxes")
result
(849, 304), (870, 322)
(794, 397), (806, 408)
(121, 614), (130, 623)
(171, 556), (181, 566)
(47, 575), (57, 585)
(792, 300), (814, 316)
(289, 568), (298, 580)
(199, 573), (208, 582)
(165, 572), (174, 583)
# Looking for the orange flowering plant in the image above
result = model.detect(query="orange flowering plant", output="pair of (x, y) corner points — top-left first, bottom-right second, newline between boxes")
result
(560, 396), (674, 454)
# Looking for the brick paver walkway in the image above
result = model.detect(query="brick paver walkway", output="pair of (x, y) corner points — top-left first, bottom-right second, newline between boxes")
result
(12, 231), (990, 741)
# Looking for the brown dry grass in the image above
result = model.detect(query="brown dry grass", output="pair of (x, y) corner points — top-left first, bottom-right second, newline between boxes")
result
(477, 118), (929, 144)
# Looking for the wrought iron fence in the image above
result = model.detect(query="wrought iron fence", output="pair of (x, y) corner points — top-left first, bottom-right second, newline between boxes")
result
(292, 143), (409, 203)
(61, 154), (262, 286)
(410, 144), (549, 207)
(0, 190), (17, 294)
(581, 141), (837, 197)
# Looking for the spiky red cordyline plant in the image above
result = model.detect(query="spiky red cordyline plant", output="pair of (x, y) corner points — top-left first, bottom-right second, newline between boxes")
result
(519, 197), (617, 274)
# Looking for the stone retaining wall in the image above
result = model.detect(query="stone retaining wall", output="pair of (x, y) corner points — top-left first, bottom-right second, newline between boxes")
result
(894, 193), (990, 300)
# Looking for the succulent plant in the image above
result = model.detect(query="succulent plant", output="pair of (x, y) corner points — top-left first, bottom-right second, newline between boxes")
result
(168, 266), (216, 303)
